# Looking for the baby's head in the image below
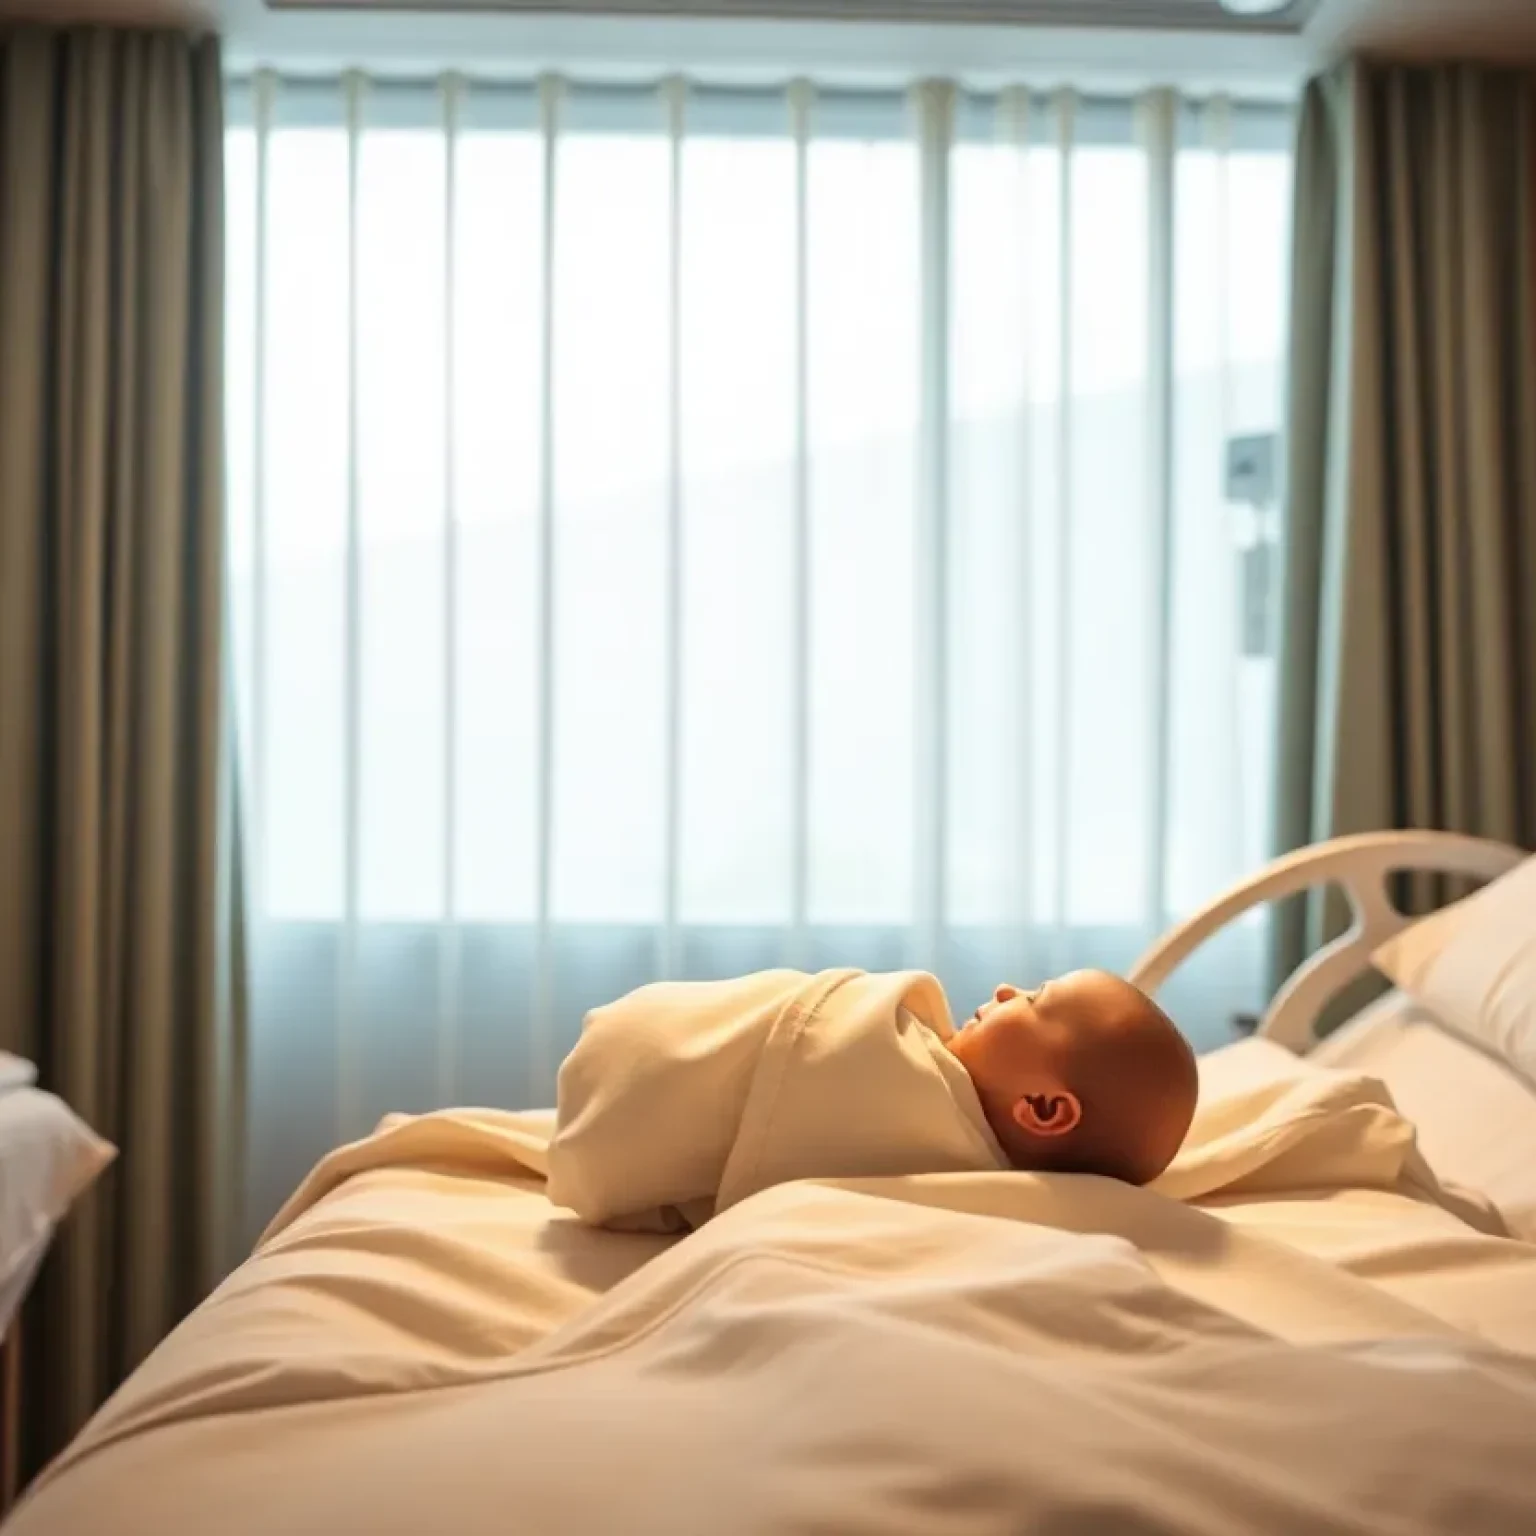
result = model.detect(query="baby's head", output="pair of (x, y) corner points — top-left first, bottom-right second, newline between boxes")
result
(947, 970), (1197, 1186)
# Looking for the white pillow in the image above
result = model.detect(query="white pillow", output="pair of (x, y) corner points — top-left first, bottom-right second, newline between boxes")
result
(0, 1088), (116, 1289)
(1372, 854), (1536, 1089)
(0, 1052), (38, 1093)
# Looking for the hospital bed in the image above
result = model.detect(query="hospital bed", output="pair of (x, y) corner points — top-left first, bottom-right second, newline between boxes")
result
(5, 832), (1536, 1536)
(1131, 829), (1536, 1240)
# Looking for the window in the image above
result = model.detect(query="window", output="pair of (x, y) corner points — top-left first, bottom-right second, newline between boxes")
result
(225, 75), (1292, 1228)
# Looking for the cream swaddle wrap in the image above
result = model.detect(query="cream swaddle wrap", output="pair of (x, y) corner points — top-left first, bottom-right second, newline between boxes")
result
(260, 969), (1508, 1247)
(546, 968), (1008, 1231)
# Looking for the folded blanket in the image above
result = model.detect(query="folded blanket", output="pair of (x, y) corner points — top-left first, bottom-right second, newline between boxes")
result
(546, 969), (1007, 1231)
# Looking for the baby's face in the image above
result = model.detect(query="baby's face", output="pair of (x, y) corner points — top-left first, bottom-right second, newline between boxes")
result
(963, 972), (1129, 1064)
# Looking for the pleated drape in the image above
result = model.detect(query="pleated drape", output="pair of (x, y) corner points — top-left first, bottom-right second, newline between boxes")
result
(0, 26), (238, 1479)
(1274, 61), (1536, 985)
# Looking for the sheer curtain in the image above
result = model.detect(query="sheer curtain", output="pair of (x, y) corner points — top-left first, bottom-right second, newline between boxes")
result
(224, 74), (1293, 1240)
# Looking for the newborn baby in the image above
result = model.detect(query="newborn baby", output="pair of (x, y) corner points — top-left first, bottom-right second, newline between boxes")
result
(548, 964), (1198, 1231)
(947, 971), (1198, 1186)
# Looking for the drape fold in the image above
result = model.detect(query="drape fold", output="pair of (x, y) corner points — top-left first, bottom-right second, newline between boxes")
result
(0, 25), (235, 1480)
(1274, 60), (1536, 985)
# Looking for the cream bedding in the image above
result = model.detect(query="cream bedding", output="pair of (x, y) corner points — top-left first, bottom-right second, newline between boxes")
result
(544, 965), (1497, 1238)
(546, 967), (1005, 1230)
(1310, 992), (1536, 1240)
(10, 1054), (1536, 1536)
(1188, 1037), (1536, 1354)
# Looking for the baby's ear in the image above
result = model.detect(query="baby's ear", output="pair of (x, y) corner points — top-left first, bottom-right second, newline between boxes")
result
(1013, 1091), (1082, 1138)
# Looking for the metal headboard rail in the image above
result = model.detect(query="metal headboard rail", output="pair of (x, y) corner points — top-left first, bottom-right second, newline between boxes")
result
(1128, 831), (1528, 1054)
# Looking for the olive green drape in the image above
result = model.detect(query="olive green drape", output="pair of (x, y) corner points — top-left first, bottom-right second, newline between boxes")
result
(1273, 61), (1536, 982)
(0, 28), (240, 1480)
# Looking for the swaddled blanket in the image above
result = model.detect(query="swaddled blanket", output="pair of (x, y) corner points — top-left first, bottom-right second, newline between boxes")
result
(260, 969), (1508, 1251)
(541, 966), (1507, 1238)
(546, 968), (1007, 1231)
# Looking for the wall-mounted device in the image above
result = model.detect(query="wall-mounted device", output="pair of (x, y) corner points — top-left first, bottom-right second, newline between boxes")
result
(1225, 432), (1281, 660)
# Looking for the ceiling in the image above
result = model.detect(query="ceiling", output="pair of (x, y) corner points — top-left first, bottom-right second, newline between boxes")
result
(5, 0), (1535, 87)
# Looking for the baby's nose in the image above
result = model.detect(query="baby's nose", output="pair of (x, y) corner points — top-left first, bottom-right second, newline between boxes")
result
(994, 984), (1019, 1004)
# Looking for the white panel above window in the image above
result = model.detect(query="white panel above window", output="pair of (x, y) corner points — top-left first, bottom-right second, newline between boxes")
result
(264, 0), (1321, 32)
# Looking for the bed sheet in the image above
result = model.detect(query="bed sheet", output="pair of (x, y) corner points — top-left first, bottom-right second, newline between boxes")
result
(11, 1161), (1536, 1536)
(1309, 992), (1536, 1241)
(12, 1063), (1536, 1536)
(189, 1109), (674, 1396)
(1183, 1034), (1536, 1356)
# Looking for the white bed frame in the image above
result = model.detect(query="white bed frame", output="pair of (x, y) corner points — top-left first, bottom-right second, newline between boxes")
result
(1129, 831), (1527, 1055)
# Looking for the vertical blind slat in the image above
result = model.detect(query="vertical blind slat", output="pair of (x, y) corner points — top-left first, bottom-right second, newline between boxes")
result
(1001, 85), (1037, 955)
(1051, 89), (1077, 962)
(530, 73), (562, 1101)
(250, 71), (274, 918)
(913, 79), (953, 973)
(659, 76), (687, 981)
(337, 70), (366, 1145)
(1207, 96), (1246, 871)
(787, 79), (814, 971)
(1142, 87), (1178, 941)
(438, 73), (464, 1107)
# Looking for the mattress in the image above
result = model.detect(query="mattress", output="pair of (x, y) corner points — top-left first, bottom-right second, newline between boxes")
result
(10, 1075), (1536, 1536)
(1310, 991), (1536, 1241)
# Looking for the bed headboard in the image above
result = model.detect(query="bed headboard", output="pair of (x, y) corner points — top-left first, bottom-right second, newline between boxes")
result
(1128, 831), (1527, 1054)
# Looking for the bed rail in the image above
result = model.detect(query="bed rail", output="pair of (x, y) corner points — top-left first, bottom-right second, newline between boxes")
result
(1129, 831), (1527, 1054)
